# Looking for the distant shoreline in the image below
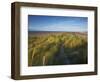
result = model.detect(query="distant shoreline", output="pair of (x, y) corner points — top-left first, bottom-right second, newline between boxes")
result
(28, 31), (87, 34)
(29, 31), (87, 33)
(28, 31), (87, 37)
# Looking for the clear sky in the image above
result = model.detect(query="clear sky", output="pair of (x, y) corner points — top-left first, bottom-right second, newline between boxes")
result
(28, 15), (88, 32)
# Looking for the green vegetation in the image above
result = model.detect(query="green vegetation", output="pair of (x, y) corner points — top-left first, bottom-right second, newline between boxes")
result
(28, 32), (87, 66)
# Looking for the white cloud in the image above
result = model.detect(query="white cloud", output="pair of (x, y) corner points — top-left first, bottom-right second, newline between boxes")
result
(30, 23), (87, 32)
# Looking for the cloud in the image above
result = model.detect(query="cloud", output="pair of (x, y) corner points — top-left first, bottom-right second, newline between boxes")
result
(30, 25), (87, 32)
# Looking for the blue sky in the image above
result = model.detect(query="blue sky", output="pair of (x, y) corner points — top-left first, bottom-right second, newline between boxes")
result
(28, 15), (88, 32)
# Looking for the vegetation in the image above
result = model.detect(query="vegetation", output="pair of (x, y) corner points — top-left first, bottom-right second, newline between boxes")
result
(28, 32), (87, 66)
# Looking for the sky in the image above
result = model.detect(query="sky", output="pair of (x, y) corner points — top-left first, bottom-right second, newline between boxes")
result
(28, 15), (88, 32)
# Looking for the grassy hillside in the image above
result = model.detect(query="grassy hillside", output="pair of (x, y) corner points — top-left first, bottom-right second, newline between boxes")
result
(28, 32), (87, 66)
